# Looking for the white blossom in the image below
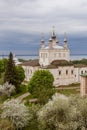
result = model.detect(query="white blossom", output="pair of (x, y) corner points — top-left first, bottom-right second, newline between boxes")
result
(0, 82), (15, 97)
(1, 99), (31, 129)
(38, 94), (80, 130)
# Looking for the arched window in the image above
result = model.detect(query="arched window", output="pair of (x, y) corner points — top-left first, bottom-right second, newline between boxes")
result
(71, 70), (73, 74)
(59, 70), (61, 75)
(81, 71), (83, 74)
(66, 70), (68, 75)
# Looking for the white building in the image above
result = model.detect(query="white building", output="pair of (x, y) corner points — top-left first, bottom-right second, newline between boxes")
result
(22, 29), (87, 86)
(39, 31), (70, 66)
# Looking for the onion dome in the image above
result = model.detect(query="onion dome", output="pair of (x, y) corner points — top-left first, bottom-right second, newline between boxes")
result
(64, 32), (68, 49)
(41, 33), (45, 48)
(51, 26), (56, 39)
(64, 32), (67, 42)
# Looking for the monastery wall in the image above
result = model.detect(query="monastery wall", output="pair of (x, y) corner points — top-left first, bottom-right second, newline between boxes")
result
(22, 66), (39, 82)
(49, 66), (75, 86)
(74, 67), (87, 83)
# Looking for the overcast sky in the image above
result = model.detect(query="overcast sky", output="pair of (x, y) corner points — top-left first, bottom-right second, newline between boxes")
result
(0, 0), (87, 55)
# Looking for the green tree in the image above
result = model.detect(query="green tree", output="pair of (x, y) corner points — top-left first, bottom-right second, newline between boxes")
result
(16, 65), (25, 84)
(4, 52), (19, 92)
(28, 70), (54, 104)
(0, 59), (8, 77)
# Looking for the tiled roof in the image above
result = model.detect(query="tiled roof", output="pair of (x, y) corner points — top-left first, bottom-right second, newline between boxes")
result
(21, 59), (40, 67)
(51, 60), (73, 66)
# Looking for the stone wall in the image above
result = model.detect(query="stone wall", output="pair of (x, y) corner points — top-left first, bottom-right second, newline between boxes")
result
(80, 75), (87, 96)
(22, 65), (87, 87)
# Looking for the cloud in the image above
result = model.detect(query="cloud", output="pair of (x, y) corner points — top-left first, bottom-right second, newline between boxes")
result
(0, 0), (87, 54)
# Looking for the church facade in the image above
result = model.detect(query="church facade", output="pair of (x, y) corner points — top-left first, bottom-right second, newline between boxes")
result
(22, 30), (87, 86)
(39, 31), (70, 66)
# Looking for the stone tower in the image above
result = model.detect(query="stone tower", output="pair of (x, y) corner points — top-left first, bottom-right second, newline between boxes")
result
(80, 74), (87, 96)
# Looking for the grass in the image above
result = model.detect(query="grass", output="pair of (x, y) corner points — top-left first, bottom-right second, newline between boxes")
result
(56, 83), (80, 96)
(57, 88), (80, 96)
(58, 83), (80, 88)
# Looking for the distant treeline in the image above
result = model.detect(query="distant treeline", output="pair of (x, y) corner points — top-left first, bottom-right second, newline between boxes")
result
(71, 58), (87, 65)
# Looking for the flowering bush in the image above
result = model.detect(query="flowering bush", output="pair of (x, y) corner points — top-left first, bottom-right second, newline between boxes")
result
(1, 99), (31, 129)
(38, 93), (80, 130)
(0, 82), (15, 97)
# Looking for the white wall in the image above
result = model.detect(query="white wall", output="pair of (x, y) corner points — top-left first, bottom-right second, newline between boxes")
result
(49, 66), (75, 86)
(39, 48), (70, 66)
(22, 65), (87, 86)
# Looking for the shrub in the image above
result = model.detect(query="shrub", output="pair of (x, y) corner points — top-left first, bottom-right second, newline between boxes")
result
(28, 70), (54, 104)
(1, 99), (31, 129)
(38, 94), (80, 130)
(0, 82), (15, 97)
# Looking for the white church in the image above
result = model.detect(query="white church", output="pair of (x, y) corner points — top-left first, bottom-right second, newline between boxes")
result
(22, 29), (87, 86)
(39, 30), (70, 66)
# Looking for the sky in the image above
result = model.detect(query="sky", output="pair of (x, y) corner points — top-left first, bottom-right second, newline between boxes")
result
(0, 0), (87, 55)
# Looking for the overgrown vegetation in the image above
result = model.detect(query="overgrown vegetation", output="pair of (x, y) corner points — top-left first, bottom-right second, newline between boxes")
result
(4, 52), (25, 93)
(28, 70), (55, 104)
(58, 88), (80, 96)
(0, 94), (87, 130)
(1, 56), (87, 130)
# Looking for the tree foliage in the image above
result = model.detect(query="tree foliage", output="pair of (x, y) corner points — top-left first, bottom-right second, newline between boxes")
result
(28, 70), (54, 104)
(16, 65), (25, 84)
(4, 52), (19, 91)
(70, 96), (87, 130)
(0, 59), (8, 77)
(0, 82), (15, 97)
(23, 104), (40, 130)
(1, 99), (30, 129)
(4, 52), (25, 92)
(38, 94), (84, 130)
(71, 58), (87, 65)
(38, 94), (71, 130)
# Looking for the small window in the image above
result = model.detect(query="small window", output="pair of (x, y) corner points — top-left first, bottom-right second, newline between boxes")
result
(66, 70), (68, 75)
(71, 70), (73, 74)
(85, 70), (87, 73)
(59, 71), (61, 75)
(81, 71), (83, 74)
